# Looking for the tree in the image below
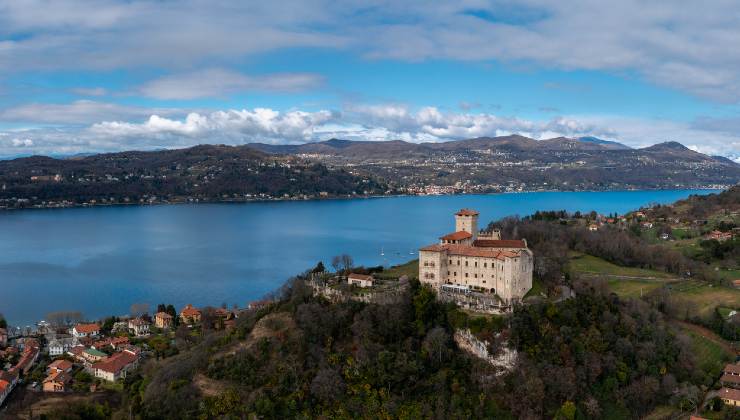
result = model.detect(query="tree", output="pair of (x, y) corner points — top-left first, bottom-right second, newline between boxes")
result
(310, 368), (345, 402)
(0, 314), (6, 329)
(422, 327), (449, 366)
(130, 303), (149, 318)
(340, 254), (353, 272)
(157, 304), (167, 313)
(330, 255), (341, 272)
(312, 261), (325, 273)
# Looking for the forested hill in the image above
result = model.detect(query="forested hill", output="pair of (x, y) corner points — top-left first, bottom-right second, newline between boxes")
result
(0, 145), (391, 209)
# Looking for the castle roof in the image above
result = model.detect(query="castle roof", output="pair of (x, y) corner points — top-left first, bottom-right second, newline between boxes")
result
(473, 239), (527, 248)
(455, 209), (479, 216)
(420, 243), (520, 260)
(440, 231), (473, 241)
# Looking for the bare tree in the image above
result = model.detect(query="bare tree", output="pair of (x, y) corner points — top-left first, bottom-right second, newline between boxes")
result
(340, 254), (354, 272)
(331, 255), (342, 272)
(130, 303), (149, 318)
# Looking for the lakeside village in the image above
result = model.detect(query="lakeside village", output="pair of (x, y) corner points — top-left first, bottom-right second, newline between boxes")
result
(2, 207), (740, 412)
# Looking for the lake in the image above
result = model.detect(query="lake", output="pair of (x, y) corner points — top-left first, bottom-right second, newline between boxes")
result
(0, 189), (718, 326)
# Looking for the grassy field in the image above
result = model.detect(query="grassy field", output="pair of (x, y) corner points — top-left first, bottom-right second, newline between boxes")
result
(607, 279), (665, 299)
(524, 278), (546, 298)
(569, 253), (674, 279)
(680, 327), (734, 376)
(667, 281), (740, 318)
(377, 259), (419, 280)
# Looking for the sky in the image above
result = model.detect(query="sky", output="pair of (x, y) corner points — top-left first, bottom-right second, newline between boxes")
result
(1, 0), (740, 160)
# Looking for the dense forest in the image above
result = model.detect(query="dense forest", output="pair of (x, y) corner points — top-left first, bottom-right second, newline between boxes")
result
(0, 145), (391, 208)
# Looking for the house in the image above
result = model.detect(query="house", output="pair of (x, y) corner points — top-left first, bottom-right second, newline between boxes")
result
(719, 387), (740, 407)
(706, 230), (733, 242)
(47, 359), (74, 374)
(42, 370), (72, 392)
(92, 336), (129, 351)
(642, 222), (653, 229)
(81, 348), (107, 363)
(111, 321), (129, 334)
(128, 318), (150, 337)
(12, 339), (40, 374)
(721, 364), (740, 388)
(0, 328), (7, 347)
(660, 233), (670, 240)
(419, 209), (533, 303)
(154, 312), (173, 329)
(92, 349), (139, 382)
(180, 304), (202, 325)
(733, 280), (740, 289)
(0, 370), (19, 407)
(47, 337), (79, 356)
(348, 273), (374, 288)
(588, 224), (599, 232)
(71, 323), (100, 338)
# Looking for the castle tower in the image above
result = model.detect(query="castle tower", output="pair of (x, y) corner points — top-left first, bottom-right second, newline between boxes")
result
(455, 209), (479, 238)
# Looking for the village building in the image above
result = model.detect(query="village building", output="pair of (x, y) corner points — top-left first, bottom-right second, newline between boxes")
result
(348, 273), (374, 288)
(47, 336), (79, 356)
(180, 304), (202, 325)
(42, 370), (72, 392)
(92, 349), (139, 382)
(70, 323), (100, 338)
(721, 363), (740, 388)
(47, 359), (74, 374)
(81, 348), (107, 364)
(154, 312), (173, 329)
(706, 230), (733, 242)
(419, 209), (533, 303)
(128, 318), (150, 336)
(92, 336), (129, 351)
(719, 387), (740, 407)
(0, 370), (19, 407)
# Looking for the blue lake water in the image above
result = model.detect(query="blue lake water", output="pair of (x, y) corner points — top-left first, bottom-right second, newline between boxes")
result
(0, 189), (718, 326)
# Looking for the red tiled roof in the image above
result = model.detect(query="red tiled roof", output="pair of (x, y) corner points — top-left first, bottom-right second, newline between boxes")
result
(721, 374), (740, 384)
(155, 311), (173, 319)
(180, 304), (201, 317)
(455, 209), (479, 216)
(720, 386), (740, 401)
(48, 359), (73, 372)
(440, 231), (473, 241)
(92, 351), (138, 374)
(348, 273), (373, 281)
(74, 323), (100, 333)
(0, 379), (10, 393)
(44, 370), (72, 384)
(420, 243), (521, 259)
(725, 364), (740, 375)
(473, 239), (527, 248)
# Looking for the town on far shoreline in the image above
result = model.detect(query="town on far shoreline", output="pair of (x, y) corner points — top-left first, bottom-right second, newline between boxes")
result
(1, 187), (739, 418)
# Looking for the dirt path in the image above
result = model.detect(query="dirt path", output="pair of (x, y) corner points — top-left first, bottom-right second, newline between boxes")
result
(672, 320), (737, 356)
(578, 272), (680, 282)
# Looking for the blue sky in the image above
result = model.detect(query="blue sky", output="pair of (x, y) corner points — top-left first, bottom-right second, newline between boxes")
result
(1, 1), (739, 159)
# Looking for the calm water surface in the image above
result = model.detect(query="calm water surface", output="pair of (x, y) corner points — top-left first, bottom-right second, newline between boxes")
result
(0, 190), (718, 326)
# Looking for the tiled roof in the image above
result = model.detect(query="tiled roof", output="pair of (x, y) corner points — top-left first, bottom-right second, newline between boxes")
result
(92, 351), (138, 374)
(44, 370), (72, 384)
(720, 386), (740, 401)
(473, 239), (527, 248)
(420, 243), (520, 260)
(0, 379), (9, 393)
(348, 273), (373, 281)
(455, 209), (479, 216)
(721, 374), (740, 384)
(74, 323), (100, 333)
(440, 231), (473, 241)
(48, 359), (73, 372)
(155, 311), (173, 319)
(181, 304), (201, 317)
(725, 364), (740, 375)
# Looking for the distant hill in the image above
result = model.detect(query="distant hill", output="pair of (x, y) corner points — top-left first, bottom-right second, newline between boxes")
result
(0, 144), (391, 209)
(246, 135), (739, 190)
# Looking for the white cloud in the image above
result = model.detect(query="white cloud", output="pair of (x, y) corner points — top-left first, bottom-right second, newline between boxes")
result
(0, 100), (183, 125)
(137, 69), (323, 100)
(2, 103), (737, 158)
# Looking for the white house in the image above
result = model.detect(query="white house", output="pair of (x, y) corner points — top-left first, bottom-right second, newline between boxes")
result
(70, 323), (100, 338)
(348, 273), (374, 288)
(128, 318), (150, 337)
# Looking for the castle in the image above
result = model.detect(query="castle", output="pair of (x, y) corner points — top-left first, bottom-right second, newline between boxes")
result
(418, 209), (533, 303)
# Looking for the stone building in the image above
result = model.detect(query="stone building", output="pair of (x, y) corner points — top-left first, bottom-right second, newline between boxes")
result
(419, 209), (533, 303)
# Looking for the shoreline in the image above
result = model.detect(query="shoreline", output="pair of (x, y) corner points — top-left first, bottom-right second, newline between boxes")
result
(0, 185), (728, 213)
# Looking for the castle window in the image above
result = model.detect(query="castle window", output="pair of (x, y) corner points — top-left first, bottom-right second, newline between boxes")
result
(457, 260), (460, 266)
(454, 272), (457, 276)
(465, 273), (468, 278)
(447, 271), (450, 276)
(474, 274), (477, 278)
(474, 261), (478, 267)
(449, 259), (452, 265)
(482, 280), (486, 284)
(484, 263), (487, 268)
(465, 261), (468, 267)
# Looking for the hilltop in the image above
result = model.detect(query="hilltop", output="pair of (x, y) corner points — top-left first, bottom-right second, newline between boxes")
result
(248, 135), (739, 191)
